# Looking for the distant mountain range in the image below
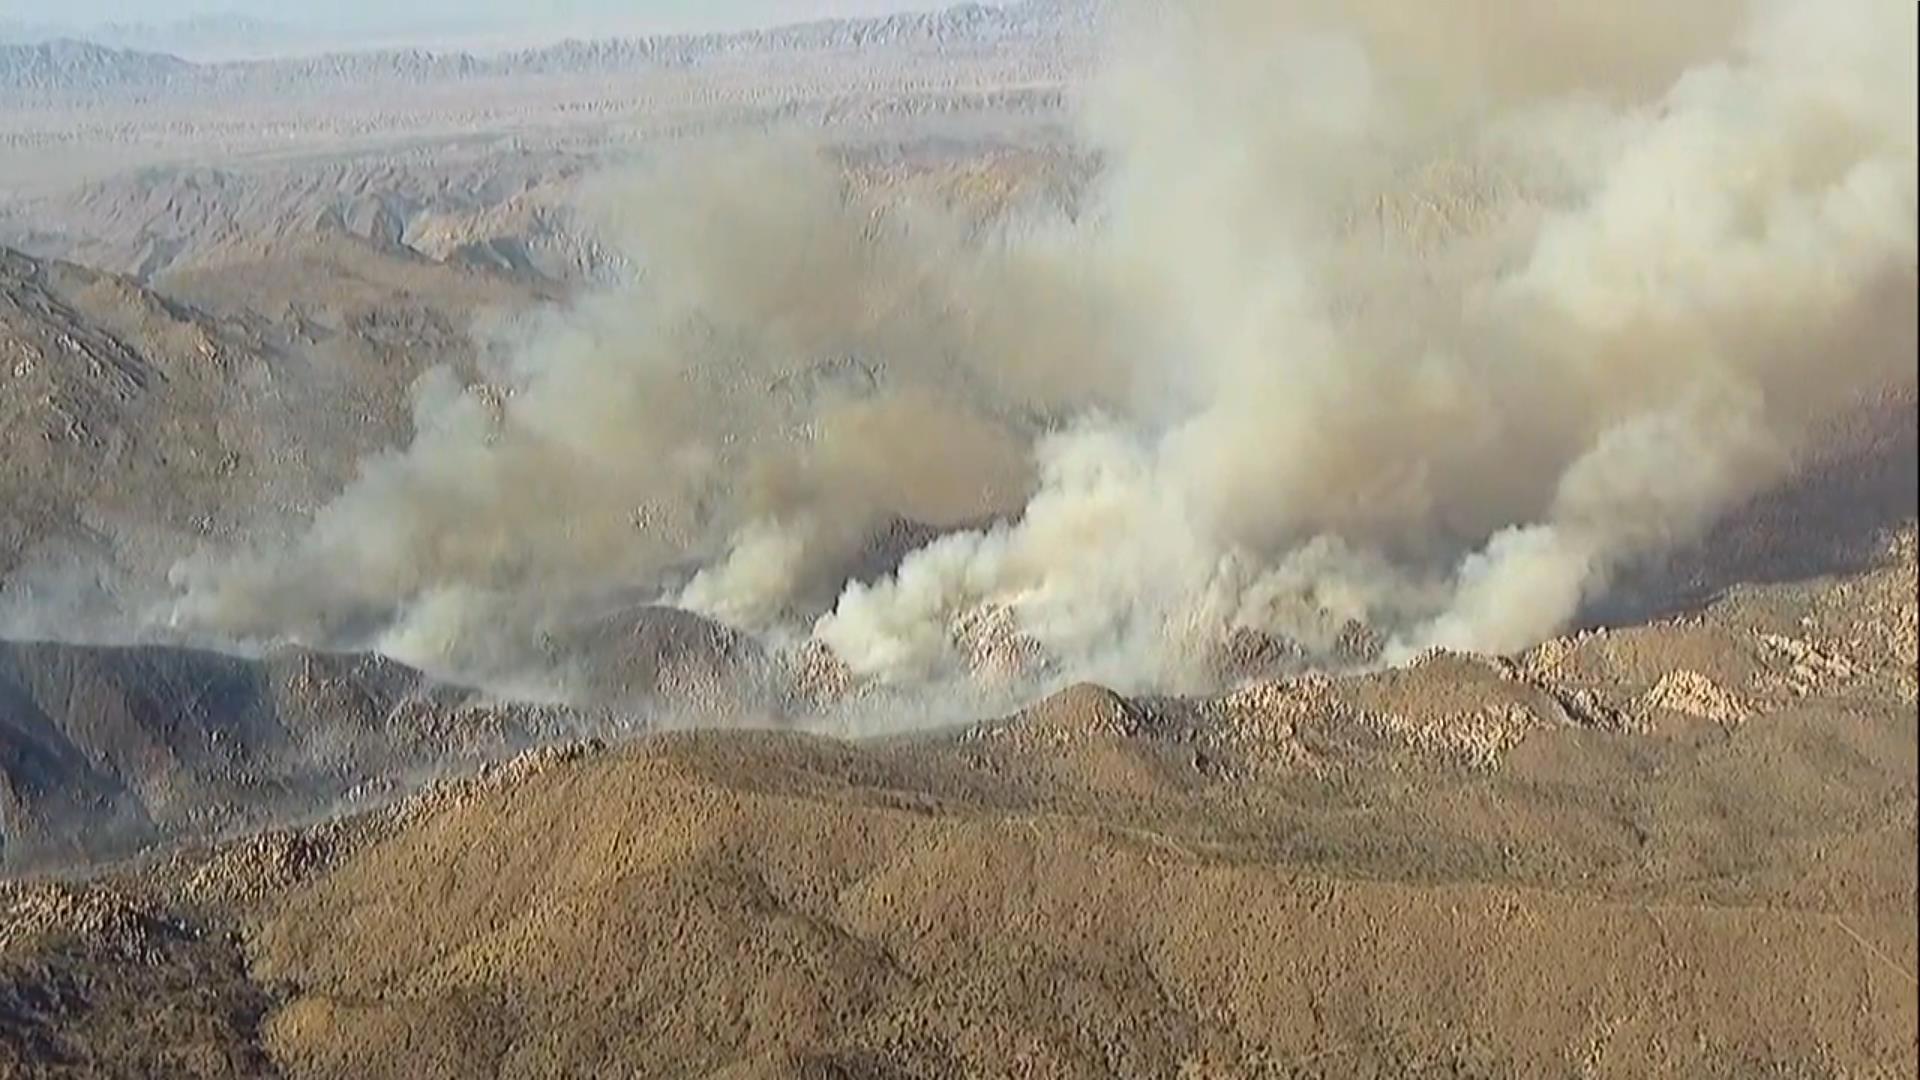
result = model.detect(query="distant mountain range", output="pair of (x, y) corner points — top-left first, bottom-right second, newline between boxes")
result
(0, 13), (300, 61)
(0, 1), (1098, 105)
(0, 36), (192, 94)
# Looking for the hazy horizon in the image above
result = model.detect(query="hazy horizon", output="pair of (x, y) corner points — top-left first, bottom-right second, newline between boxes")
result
(0, 0), (997, 55)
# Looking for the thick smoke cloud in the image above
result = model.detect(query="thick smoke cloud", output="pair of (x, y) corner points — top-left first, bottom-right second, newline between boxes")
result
(166, 0), (1917, 706)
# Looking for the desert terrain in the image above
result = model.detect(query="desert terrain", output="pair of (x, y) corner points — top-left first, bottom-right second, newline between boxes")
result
(0, 1), (1915, 1076)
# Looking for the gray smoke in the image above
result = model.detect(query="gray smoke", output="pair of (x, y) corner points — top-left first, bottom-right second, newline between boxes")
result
(166, 0), (1917, 704)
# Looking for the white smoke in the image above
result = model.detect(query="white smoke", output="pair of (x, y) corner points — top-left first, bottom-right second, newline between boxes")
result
(166, 0), (1917, 706)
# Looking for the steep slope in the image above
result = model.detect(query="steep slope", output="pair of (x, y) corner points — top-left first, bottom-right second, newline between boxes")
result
(0, 240), (533, 610)
(0, 643), (428, 867)
(0, 609), (788, 870)
(0, 247), (271, 583)
(0, 639), (644, 871)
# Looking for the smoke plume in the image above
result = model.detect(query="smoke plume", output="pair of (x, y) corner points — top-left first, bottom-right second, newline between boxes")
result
(165, 0), (1918, 709)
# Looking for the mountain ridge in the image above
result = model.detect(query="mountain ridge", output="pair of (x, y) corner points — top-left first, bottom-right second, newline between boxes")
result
(0, 1), (1096, 104)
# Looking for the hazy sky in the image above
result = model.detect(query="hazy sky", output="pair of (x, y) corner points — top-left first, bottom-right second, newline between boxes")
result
(0, 0), (955, 35)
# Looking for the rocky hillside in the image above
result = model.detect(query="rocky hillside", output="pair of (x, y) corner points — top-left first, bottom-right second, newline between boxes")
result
(0, 247), (271, 582)
(0, 643), (446, 868)
(1, 527), (1912, 1075)
(0, 233), (557, 604)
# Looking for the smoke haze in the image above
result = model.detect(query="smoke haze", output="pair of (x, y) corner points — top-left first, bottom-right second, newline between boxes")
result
(162, 0), (1918, 711)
